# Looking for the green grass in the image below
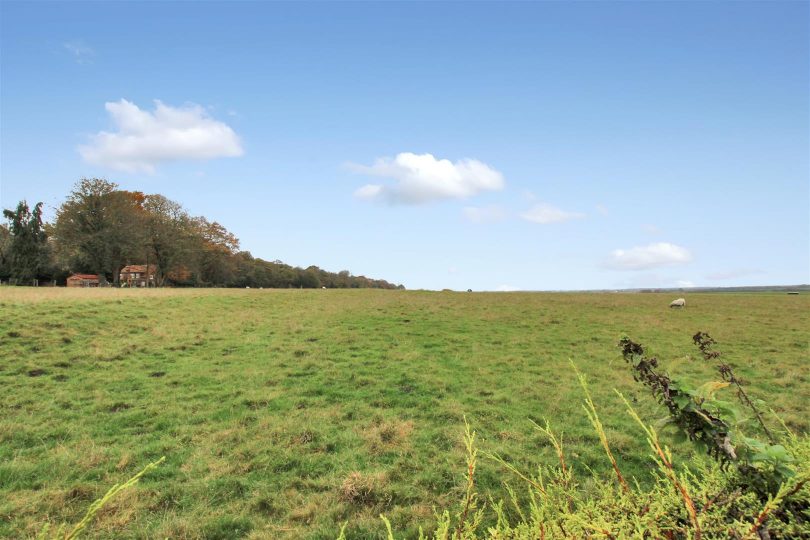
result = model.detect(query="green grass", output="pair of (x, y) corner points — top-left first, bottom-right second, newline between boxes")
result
(0, 288), (808, 538)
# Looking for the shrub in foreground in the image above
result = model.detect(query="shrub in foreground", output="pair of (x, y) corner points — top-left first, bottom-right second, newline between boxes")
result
(365, 333), (810, 539)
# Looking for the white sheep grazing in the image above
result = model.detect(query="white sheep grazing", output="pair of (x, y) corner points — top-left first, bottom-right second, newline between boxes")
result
(669, 298), (686, 308)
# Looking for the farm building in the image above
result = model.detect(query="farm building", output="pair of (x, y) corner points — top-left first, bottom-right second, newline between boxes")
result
(66, 274), (100, 288)
(120, 264), (156, 287)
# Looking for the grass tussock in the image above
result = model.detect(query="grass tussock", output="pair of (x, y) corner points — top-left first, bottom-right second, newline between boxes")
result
(362, 419), (415, 455)
(339, 471), (390, 506)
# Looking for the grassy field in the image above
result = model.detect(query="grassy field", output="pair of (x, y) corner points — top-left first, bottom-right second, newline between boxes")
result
(0, 288), (807, 539)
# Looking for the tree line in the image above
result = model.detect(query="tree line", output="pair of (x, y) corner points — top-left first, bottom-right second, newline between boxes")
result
(0, 178), (404, 289)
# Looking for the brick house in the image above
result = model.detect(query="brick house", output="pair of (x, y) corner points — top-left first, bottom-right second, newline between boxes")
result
(120, 264), (157, 287)
(66, 274), (100, 288)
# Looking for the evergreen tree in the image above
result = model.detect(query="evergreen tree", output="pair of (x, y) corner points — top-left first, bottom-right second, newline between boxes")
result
(2, 201), (50, 283)
(0, 224), (10, 280)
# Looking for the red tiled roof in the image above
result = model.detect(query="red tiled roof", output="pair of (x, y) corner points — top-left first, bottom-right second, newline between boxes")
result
(121, 264), (156, 273)
(68, 274), (99, 280)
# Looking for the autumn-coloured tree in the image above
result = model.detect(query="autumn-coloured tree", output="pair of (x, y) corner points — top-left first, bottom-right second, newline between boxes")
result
(142, 194), (194, 287)
(52, 179), (147, 284)
(189, 217), (240, 285)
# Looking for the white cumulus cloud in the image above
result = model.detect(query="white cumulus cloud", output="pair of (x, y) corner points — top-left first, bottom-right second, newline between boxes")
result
(350, 152), (504, 204)
(79, 99), (244, 173)
(520, 203), (585, 224)
(606, 242), (693, 270)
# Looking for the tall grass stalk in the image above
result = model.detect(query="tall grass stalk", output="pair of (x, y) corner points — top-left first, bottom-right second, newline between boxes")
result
(37, 457), (164, 540)
(575, 363), (629, 493)
(618, 391), (702, 539)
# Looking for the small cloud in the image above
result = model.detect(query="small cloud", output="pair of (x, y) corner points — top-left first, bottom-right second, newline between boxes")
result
(642, 224), (662, 235)
(349, 152), (504, 205)
(676, 280), (695, 288)
(63, 40), (95, 64)
(448, 266), (458, 274)
(606, 242), (693, 270)
(595, 204), (609, 216)
(520, 203), (585, 224)
(495, 284), (519, 292)
(78, 99), (244, 173)
(463, 205), (507, 223)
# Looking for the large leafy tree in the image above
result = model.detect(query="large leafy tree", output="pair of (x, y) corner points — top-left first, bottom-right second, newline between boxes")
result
(106, 190), (148, 284)
(2, 200), (51, 283)
(189, 217), (240, 285)
(296, 266), (322, 288)
(53, 179), (146, 284)
(142, 194), (194, 286)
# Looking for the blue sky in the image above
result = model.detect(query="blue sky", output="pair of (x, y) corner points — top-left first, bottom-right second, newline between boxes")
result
(1, 1), (807, 290)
